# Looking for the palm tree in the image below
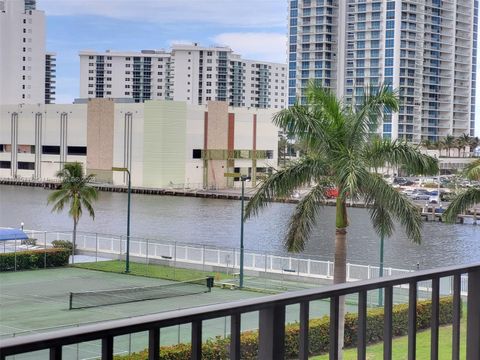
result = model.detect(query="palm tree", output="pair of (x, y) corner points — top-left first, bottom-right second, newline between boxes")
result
(421, 138), (433, 150)
(454, 137), (464, 158)
(469, 136), (480, 156)
(442, 135), (455, 157)
(444, 159), (480, 222)
(459, 133), (471, 157)
(48, 162), (98, 263)
(244, 83), (438, 355)
(278, 133), (289, 167)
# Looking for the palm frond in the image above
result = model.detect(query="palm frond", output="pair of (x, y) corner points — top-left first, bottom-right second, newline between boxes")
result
(443, 188), (480, 223)
(368, 204), (395, 240)
(364, 138), (438, 175)
(273, 104), (328, 151)
(284, 184), (327, 252)
(347, 84), (399, 147)
(335, 151), (369, 201)
(465, 159), (480, 181)
(361, 173), (423, 244)
(244, 156), (330, 220)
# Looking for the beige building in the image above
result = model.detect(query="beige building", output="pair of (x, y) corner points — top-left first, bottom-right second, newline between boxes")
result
(0, 100), (279, 189)
(79, 43), (287, 109)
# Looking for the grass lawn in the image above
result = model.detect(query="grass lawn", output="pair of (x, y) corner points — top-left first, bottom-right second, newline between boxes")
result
(75, 260), (232, 282)
(311, 319), (466, 360)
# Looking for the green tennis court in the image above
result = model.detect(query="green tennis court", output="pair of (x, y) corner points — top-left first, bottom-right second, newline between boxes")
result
(0, 267), (354, 359)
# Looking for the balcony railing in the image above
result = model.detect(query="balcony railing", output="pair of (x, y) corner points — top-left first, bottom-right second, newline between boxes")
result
(0, 263), (479, 359)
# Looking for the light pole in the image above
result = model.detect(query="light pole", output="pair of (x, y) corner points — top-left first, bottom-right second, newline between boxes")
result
(239, 175), (251, 288)
(20, 222), (24, 231)
(112, 167), (131, 273)
(378, 233), (385, 306)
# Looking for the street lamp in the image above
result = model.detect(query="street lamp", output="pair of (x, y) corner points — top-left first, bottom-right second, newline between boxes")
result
(20, 222), (24, 231)
(112, 167), (131, 273)
(239, 175), (251, 288)
(378, 233), (385, 306)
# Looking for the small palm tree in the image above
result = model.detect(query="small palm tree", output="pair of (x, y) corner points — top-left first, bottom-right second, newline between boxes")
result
(245, 83), (438, 355)
(48, 162), (98, 263)
(469, 136), (479, 155)
(421, 138), (433, 150)
(444, 159), (480, 222)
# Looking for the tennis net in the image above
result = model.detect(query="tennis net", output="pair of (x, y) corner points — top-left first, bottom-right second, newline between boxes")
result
(69, 277), (214, 309)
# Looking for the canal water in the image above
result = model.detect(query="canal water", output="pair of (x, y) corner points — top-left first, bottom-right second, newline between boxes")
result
(0, 185), (478, 269)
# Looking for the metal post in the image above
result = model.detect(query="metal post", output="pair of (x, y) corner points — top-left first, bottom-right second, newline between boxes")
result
(95, 233), (98, 262)
(467, 269), (480, 359)
(126, 170), (131, 273)
(14, 238), (17, 271)
(239, 177), (245, 288)
(378, 234), (385, 306)
(112, 167), (131, 273)
(44, 231), (47, 269)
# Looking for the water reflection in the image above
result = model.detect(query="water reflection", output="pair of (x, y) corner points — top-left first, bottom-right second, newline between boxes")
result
(0, 185), (478, 269)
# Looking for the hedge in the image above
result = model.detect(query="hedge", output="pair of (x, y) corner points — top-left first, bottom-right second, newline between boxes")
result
(0, 248), (70, 271)
(51, 240), (75, 251)
(114, 296), (456, 360)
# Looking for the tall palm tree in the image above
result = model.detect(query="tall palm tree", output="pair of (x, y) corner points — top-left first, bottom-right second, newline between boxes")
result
(442, 134), (455, 157)
(244, 83), (438, 356)
(48, 162), (98, 263)
(444, 159), (480, 222)
(459, 133), (471, 157)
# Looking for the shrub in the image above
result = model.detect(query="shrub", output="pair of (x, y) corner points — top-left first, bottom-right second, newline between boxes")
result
(0, 248), (70, 271)
(51, 240), (75, 251)
(114, 297), (456, 360)
(21, 238), (37, 246)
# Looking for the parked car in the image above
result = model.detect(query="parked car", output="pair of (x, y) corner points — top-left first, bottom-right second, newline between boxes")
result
(325, 188), (339, 199)
(429, 195), (440, 204)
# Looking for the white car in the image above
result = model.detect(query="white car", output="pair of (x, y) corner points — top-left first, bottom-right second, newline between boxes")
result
(429, 195), (440, 204)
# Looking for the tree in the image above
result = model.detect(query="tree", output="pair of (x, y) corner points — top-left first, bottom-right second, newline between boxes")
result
(244, 83), (438, 356)
(469, 136), (480, 155)
(278, 133), (289, 167)
(459, 133), (471, 157)
(442, 135), (455, 157)
(48, 162), (98, 264)
(421, 138), (433, 150)
(444, 159), (480, 222)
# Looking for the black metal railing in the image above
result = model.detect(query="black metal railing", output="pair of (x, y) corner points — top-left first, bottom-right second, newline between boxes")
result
(1, 263), (479, 360)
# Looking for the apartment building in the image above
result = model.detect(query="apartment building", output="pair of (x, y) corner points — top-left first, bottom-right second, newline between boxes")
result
(79, 43), (288, 109)
(0, 100), (278, 189)
(0, 0), (55, 105)
(288, 0), (478, 142)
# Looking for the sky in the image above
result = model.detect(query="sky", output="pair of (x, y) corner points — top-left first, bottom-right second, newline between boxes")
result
(38, 0), (288, 103)
(39, 0), (478, 136)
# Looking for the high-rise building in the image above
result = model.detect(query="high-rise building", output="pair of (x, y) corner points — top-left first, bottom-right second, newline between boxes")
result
(79, 43), (288, 109)
(0, 0), (54, 105)
(45, 52), (56, 104)
(288, 0), (478, 141)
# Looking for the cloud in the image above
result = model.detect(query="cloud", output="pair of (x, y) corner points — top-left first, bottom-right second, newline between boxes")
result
(38, 0), (287, 29)
(212, 32), (287, 63)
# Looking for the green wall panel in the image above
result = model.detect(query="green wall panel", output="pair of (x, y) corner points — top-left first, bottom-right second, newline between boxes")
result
(143, 101), (186, 187)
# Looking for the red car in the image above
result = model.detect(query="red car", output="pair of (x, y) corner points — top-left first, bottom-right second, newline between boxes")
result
(325, 188), (339, 199)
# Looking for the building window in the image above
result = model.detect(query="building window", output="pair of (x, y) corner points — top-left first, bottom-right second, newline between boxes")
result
(0, 161), (11, 169)
(42, 145), (60, 155)
(18, 162), (35, 170)
(67, 146), (87, 156)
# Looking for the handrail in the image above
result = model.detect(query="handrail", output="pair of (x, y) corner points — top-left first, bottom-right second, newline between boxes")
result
(1, 262), (479, 359)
